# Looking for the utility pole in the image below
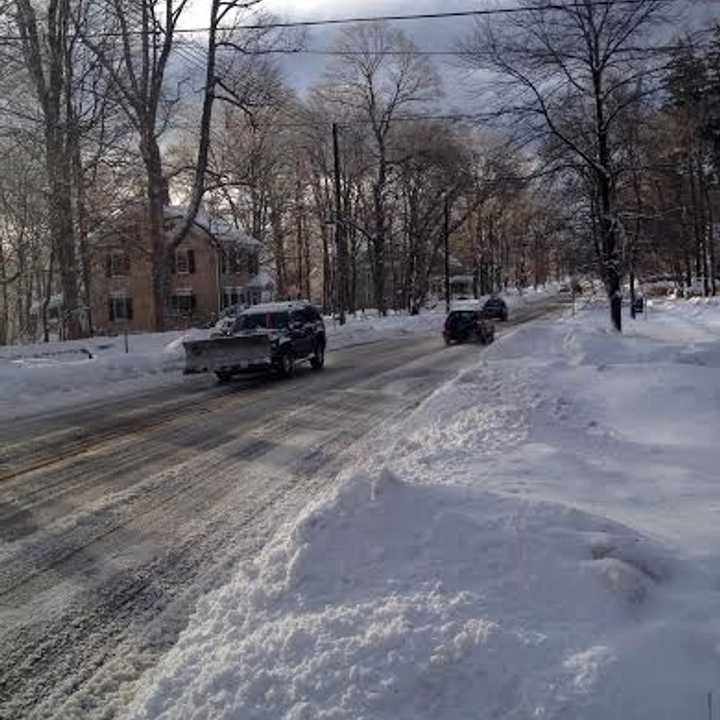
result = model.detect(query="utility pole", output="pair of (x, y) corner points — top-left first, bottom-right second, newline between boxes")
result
(444, 195), (451, 314)
(332, 122), (346, 325)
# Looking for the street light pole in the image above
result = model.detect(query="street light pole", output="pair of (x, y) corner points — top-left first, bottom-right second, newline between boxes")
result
(444, 195), (451, 314)
(332, 122), (346, 325)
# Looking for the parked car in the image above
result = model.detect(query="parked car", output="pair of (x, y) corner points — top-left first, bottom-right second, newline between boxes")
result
(480, 296), (509, 321)
(184, 301), (326, 382)
(443, 309), (495, 346)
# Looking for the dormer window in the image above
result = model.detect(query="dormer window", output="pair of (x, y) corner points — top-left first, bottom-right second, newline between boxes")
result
(106, 252), (131, 277)
(173, 249), (195, 274)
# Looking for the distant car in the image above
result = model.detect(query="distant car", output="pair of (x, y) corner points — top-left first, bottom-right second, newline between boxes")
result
(480, 296), (508, 321)
(185, 301), (326, 382)
(443, 309), (495, 346)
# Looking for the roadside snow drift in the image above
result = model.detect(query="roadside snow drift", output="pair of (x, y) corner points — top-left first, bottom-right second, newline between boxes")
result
(128, 471), (720, 720)
(128, 300), (720, 720)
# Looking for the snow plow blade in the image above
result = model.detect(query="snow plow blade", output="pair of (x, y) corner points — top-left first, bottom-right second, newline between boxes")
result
(183, 335), (272, 375)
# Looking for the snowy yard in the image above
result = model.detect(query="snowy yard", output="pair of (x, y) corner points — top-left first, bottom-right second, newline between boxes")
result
(127, 298), (720, 720)
(0, 286), (555, 420)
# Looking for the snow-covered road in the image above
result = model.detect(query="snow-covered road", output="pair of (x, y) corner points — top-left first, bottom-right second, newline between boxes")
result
(0, 299), (562, 719)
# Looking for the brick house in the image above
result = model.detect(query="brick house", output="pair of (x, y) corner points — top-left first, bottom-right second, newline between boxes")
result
(92, 205), (273, 333)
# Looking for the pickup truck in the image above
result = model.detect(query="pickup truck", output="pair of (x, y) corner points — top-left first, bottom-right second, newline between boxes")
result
(183, 301), (326, 382)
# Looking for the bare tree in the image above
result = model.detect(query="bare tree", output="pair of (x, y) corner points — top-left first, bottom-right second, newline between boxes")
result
(13, 0), (84, 337)
(461, 0), (673, 331)
(321, 22), (440, 314)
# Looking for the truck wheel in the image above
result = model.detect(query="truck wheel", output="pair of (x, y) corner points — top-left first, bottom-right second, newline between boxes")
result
(278, 353), (295, 378)
(215, 371), (232, 383)
(310, 343), (325, 370)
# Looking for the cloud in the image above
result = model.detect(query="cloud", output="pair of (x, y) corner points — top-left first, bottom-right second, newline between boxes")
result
(261, 0), (497, 93)
(184, 0), (717, 101)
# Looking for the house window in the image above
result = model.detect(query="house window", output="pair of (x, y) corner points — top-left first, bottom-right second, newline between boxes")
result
(171, 294), (196, 315)
(108, 296), (133, 321)
(174, 249), (195, 274)
(222, 289), (237, 308)
(248, 251), (259, 276)
(106, 252), (131, 277)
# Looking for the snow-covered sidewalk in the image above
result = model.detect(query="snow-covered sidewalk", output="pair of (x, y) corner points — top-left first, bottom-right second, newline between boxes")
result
(128, 299), (720, 720)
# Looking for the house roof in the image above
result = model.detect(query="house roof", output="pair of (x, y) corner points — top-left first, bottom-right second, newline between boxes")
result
(246, 271), (275, 289)
(164, 205), (259, 248)
(241, 301), (309, 314)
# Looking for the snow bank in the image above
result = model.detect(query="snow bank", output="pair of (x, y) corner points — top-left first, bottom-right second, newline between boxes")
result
(0, 328), (209, 419)
(323, 310), (444, 350)
(128, 300), (720, 720)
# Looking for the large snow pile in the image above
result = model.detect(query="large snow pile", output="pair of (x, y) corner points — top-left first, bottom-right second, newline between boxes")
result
(128, 301), (720, 720)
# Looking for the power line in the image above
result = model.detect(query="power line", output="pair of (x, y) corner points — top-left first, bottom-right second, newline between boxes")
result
(0, 0), (693, 41)
(214, 39), (716, 58)
(184, 0), (691, 32)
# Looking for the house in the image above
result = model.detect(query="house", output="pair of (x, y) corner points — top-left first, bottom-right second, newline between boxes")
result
(92, 205), (273, 333)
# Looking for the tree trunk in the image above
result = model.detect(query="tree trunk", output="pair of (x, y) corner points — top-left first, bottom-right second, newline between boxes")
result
(372, 236), (385, 316)
(72, 125), (93, 335)
(0, 243), (8, 345)
(270, 200), (286, 299)
(350, 233), (358, 314)
(696, 150), (710, 296)
(46, 119), (82, 338)
(372, 146), (387, 316)
(705, 184), (716, 296)
(42, 252), (54, 343)
(320, 223), (330, 313)
(141, 131), (170, 331)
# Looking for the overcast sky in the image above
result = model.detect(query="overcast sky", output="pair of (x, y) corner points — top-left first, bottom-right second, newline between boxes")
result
(181, 0), (508, 94)
(183, 0), (718, 99)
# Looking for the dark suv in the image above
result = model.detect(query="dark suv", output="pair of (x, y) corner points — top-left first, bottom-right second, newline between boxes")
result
(443, 309), (495, 346)
(480, 296), (508, 321)
(203, 301), (326, 380)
